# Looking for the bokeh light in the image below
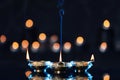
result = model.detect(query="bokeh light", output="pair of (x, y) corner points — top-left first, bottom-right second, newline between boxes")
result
(99, 42), (107, 53)
(52, 42), (60, 52)
(25, 71), (32, 77)
(31, 41), (40, 51)
(50, 35), (58, 43)
(38, 33), (47, 42)
(76, 36), (84, 46)
(0, 34), (7, 43)
(103, 73), (110, 80)
(63, 42), (72, 52)
(21, 40), (29, 50)
(103, 19), (110, 30)
(11, 42), (19, 51)
(25, 19), (33, 28)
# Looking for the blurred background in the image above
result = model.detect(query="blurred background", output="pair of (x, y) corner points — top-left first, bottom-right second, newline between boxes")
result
(0, 0), (120, 80)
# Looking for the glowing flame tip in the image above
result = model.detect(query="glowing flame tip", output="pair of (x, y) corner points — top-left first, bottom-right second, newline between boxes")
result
(90, 54), (95, 62)
(59, 51), (62, 62)
(26, 49), (30, 61)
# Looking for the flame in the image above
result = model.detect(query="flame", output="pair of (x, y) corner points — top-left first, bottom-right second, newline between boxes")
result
(26, 49), (30, 61)
(90, 54), (95, 62)
(59, 51), (62, 62)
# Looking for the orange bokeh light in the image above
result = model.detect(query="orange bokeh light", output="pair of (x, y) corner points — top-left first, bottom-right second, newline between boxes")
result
(12, 42), (19, 50)
(64, 42), (71, 50)
(39, 33), (46, 41)
(25, 19), (33, 28)
(103, 74), (110, 80)
(21, 40), (29, 49)
(100, 42), (107, 52)
(76, 36), (84, 46)
(0, 35), (7, 43)
(103, 19), (110, 29)
(32, 41), (40, 50)
(52, 42), (60, 51)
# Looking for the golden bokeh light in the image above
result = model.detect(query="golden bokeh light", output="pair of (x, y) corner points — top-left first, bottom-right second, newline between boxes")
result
(12, 42), (19, 50)
(52, 42), (60, 52)
(63, 42), (71, 52)
(39, 33), (46, 41)
(103, 74), (110, 80)
(76, 36), (84, 46)
(103, 19), (110, 30)
(25, 19), (33, 28)
(0, 35), (7, 43)
(21, 40), (29, 49)
(99, 42), (107, 52)
(32, 41), (40, 50)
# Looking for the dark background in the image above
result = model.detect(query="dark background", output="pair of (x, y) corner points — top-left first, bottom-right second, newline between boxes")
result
(0, 0), (120, 80)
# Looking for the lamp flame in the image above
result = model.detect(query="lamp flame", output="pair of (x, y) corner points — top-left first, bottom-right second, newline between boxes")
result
(90, 54), (95, 62)
(59, 51), (62, 62)
(26, 49), (30, 61)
